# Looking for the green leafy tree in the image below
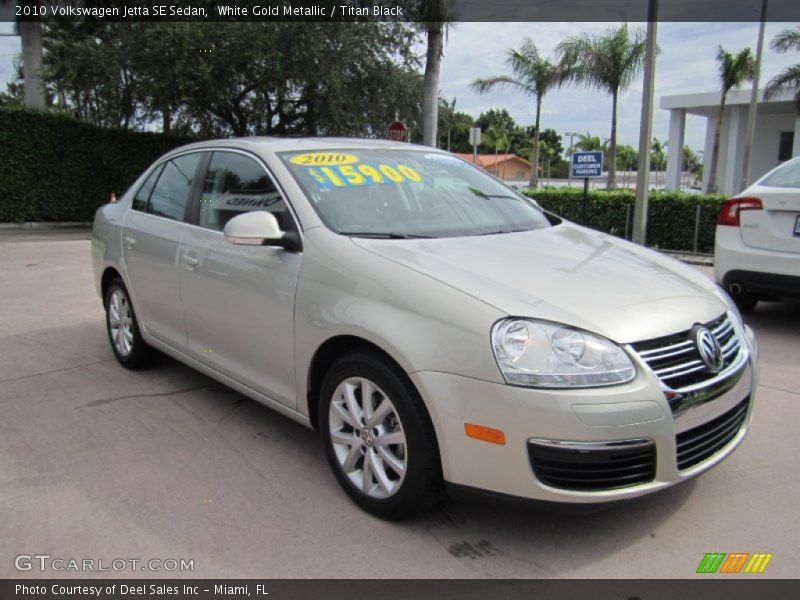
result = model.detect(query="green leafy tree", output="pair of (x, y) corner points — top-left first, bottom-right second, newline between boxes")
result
(764, 26), (800, 112)
(705, 46), (755, 193)
(471, 39), (567, 188)
(557, 24), (647, 189)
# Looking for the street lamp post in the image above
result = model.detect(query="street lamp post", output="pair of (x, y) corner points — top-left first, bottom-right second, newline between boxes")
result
(632, 0), (658, 246)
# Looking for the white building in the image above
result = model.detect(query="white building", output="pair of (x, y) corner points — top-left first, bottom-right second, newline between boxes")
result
(661, 88), (800, 195)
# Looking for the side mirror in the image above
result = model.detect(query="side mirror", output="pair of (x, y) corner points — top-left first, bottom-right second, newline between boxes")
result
(223, 211), (301, 251)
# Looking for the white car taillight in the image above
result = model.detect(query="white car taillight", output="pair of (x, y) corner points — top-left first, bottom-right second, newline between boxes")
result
(717, 197), (763, 227)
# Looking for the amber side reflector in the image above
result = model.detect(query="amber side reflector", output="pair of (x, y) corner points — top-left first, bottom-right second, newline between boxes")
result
(464, 423), (506, 445)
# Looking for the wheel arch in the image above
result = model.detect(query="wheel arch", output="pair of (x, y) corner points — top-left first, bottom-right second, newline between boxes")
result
(306, 335), (419, 432)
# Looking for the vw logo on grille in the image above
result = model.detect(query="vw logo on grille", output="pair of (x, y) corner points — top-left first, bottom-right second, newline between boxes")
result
(693, 326), (724, 373)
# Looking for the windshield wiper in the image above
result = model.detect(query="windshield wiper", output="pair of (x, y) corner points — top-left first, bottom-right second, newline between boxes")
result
(478, 228), (531, 236)
(339, 232), (434, 239)
(468, 187), (517, 200)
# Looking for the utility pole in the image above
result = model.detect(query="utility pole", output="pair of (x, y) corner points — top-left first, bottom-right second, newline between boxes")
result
(565, 131), (579, 187)
(632, 0), (658, 246)
(740, 0), (768, 192)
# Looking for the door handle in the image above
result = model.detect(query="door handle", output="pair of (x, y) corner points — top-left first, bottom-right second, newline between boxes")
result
(123, 236), (136, 249)
(181, 253), (200, 268)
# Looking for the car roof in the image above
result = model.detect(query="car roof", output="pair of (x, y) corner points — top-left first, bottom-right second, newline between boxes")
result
(164, 136), (438, 157)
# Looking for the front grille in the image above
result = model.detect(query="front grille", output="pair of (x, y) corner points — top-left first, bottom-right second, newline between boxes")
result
(676, 398), (749, 470)
(528, 440), (656, 491)
(632, 314), (741, 392)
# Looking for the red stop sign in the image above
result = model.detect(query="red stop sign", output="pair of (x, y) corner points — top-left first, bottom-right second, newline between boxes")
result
(387, 121), (408, 142)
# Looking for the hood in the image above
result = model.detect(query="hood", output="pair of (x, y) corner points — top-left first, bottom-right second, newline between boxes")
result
(351, 223), (727, 344)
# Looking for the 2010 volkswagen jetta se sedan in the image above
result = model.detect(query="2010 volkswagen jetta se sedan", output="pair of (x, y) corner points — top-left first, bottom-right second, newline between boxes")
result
(92, 138), (758, 519)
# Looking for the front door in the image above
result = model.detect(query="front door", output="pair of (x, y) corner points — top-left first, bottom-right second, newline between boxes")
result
(179, 151), (302, 408)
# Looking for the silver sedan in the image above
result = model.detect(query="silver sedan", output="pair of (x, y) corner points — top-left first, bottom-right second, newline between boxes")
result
(92, 138), (757, 519)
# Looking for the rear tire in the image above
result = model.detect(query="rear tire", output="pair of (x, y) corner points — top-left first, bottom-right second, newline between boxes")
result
(319, 351), (442, 520)
(731, 291), (758, 313)
(104, 279), (151, 369)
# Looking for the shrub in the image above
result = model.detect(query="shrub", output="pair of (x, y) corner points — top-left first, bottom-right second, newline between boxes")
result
(0, 106), (191, 222)
(524, 187), (727, 253)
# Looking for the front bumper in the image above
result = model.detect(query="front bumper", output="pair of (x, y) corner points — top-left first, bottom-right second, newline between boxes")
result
(410, 325), (758, 504)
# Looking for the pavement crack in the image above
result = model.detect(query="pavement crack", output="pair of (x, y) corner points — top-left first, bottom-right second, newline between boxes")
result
(0, 359), (115, 384)
(758, 383), (800, 397)
(78, 385), (207, 408)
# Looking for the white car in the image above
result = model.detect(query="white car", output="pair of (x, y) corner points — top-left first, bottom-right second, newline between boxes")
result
(715, 156), (800, 312)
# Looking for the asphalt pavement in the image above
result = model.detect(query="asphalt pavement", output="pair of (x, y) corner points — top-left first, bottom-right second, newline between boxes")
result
(1, 233), (797, 578)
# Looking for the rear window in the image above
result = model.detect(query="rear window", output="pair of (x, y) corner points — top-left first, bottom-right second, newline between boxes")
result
(279, 149), (550, 238)
(760, 158), (800, 188)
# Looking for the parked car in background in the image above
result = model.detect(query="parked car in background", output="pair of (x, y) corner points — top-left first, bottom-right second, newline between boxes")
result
(93, 138), (757, 519)
(715, 156), (800, 312)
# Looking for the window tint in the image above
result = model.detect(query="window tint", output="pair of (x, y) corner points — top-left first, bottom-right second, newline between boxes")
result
(761, 158), (800, 188)
(147, 153), (202, 221)
(199, 152), (293, 232)
(131, 164), (163, 212)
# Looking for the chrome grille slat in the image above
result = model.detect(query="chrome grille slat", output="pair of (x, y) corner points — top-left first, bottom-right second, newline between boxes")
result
(637, 340), (693, 358)
(631, 314), (743, 395)
(658, 363), (707, 381)
(654, 359), (703, 376)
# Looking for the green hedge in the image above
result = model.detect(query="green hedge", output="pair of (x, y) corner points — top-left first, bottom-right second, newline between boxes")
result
(0, 107), (191, 222)
(524, 187), (727, 253)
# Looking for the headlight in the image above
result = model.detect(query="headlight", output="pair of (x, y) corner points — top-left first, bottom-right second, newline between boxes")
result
(491, 319), (636, 388)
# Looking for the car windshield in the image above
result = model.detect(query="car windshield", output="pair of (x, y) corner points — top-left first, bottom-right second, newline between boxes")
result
(279, 149), (551, 238)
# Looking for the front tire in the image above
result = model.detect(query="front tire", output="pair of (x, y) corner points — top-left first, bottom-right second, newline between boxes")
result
(104, 279), (151, 369)
(319, 351), (442, 520)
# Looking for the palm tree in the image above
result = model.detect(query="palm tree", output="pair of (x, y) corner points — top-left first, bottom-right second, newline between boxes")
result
(705, 46), (756, 193)
(484, 124), (511, 177)
(557, 24), (647, 189)
(764, 26), (800, 111)
(3, 1), (45, 108)
(575, 132), (604, 152)
(438, 96), (457, 151)
(421, 1), (452, 147)
(651, 137), (666, 187)
(471, 39), (567, 188)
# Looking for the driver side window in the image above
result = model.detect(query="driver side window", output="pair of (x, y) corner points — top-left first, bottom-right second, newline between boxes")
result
(198, 152), (295, 232)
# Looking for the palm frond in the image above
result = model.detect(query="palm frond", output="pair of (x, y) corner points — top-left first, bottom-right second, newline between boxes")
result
(763, 64), (800, 108)
(770, 27), (800, 54)
(470, 75), (529, 95)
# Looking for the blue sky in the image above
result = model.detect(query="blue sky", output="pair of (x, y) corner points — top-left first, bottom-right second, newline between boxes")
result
(2, 21), (798, 151)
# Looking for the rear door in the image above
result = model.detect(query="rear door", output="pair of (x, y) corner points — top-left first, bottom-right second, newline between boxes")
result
(179, 150), (302, 408)
(740, 159), (800, 254)
(122, 152), (204, 347)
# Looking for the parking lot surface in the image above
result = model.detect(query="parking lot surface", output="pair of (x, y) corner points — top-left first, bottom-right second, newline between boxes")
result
(1, 233), (798, 578)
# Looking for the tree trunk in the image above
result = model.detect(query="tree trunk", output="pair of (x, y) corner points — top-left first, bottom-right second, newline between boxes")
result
(706, 94), (727, 194)
(422, 24), (443, 147)
(608, 90), (618, 189)
(529, 97), (541, 188)
(20, 20), (45, 109)
(162, 109), (172, 135)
